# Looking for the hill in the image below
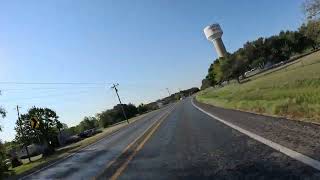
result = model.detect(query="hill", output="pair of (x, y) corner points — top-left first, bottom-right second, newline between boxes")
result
(197, 51), (320, 123)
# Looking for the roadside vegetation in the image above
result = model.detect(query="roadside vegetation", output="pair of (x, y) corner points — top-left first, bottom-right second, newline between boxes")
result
(10, 113), (149, 176)
(197, 51), (320, 122)
(199, 0), (320, 123)
(4, 103), (153, 177)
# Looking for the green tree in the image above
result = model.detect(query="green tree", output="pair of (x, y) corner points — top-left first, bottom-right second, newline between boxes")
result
(137, 103), (148, 114)
(15, 107), (62, 155)
(200, 78), (211, 90)
(201, 61), (219, 89)
(0, 91), (5, 119)
(219, 56), (233, 82)
(230, 49), (249, 82)
(0, 108), (5, 119)
(212, 60), (223, 84)
(0, 93), (15, 176)
(243, 38), (269, 69)
(300, 20), (320, 49)
(65, 126), (80, 136)
(124, 104), (138, 118)
(96, 103), (139, 128)
(206, 63), (217, 85)
(97, 112), (113, 128)
(78, 116), (98, 132)
(0, 141), (9, 178)
(0, 94), (8, 178)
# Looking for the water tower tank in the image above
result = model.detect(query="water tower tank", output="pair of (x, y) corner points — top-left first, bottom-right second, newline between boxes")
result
(203, 24), (227, 58)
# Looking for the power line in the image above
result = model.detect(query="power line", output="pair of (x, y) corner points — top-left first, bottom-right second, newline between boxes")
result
(0, 86), (105, 92)
(0, 82), (112, 85)
(0, 90), (97, 103)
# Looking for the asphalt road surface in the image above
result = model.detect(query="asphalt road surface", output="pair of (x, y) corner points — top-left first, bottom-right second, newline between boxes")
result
(118, 98), (320, 180)
(21, 98), (320, 180)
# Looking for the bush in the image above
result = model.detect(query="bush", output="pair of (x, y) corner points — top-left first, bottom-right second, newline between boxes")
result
(0, 142), (9, 178)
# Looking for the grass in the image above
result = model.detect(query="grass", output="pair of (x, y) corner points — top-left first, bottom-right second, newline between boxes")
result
(197, 51), (320, 123)
(9, 112), (151, 177)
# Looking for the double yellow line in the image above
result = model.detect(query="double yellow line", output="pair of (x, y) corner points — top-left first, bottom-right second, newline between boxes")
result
(93, 104), (176, 180)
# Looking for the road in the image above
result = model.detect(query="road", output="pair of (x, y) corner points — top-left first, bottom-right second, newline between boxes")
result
(115, 98), (319, 179)
(21, 104), (175, 180)
(22, 97), (320, 179)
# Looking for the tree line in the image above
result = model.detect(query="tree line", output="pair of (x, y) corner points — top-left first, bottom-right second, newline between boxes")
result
(65, 103), (150, 136)
(64, 87), (200, 136)
(201, 19), (320, 89)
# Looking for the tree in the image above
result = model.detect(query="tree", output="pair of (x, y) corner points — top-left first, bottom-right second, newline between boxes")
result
(0, 91), (5, 119)
(0, 108), (5, 119)
(124, 104), (138, 118)
(201, 78), (211, 90)
(212, 60), (223, 84)
(137, 104), (148, 114)
(0, 141), (9, 178)
(96, 103), (139, 128)
(230, 49), (249, 83)
(97, 112), (113, 128)
(65, 126), (80, 136)
(15, 107), (62, 155)
(219, 56), (233, 82)
(300, 20), (320, 49)
(0, 93), (8, 178)
(243, 38), (269, 69)
(303, 0), (320, 20)
(206, 63), (217, 85)
(201, 61), (219, 89)
(78, 116), (98, 132)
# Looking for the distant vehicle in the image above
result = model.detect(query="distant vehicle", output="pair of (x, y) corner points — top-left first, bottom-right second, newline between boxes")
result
(79, 128), (98, 138)
(65, 135), (81, 144)
(4, 159), (11, 167)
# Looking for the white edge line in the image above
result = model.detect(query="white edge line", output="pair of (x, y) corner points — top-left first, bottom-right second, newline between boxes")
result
(191, 98), (320, 171)
(20, 104), (175, 180)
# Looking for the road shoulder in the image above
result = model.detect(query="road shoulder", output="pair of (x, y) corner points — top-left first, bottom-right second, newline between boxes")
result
(10, 110), (157, 180)
(193, 98), (320, 162)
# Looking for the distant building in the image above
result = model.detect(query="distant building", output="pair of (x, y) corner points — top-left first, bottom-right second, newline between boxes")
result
(156, 101), (163, 108)
(17, 144), (46, 158)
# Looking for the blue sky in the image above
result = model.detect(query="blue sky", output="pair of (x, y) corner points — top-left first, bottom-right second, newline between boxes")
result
(0, 0), (304, 141)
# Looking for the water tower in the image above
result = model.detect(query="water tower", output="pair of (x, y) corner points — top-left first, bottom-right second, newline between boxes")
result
(203, 24), (227, 58)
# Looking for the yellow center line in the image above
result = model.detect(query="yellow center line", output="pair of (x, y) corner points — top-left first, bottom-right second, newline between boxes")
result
(93, 104), (176, 180)
(110, 111), (170, 180)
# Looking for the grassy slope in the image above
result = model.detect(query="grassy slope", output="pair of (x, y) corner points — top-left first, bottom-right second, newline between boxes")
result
(197, 51), (320, 123)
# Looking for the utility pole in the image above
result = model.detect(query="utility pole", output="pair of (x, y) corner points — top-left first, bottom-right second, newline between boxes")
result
(111, 83), (129, 124)
(16, 105), (31, 162)
(166, 88), (171, 96)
